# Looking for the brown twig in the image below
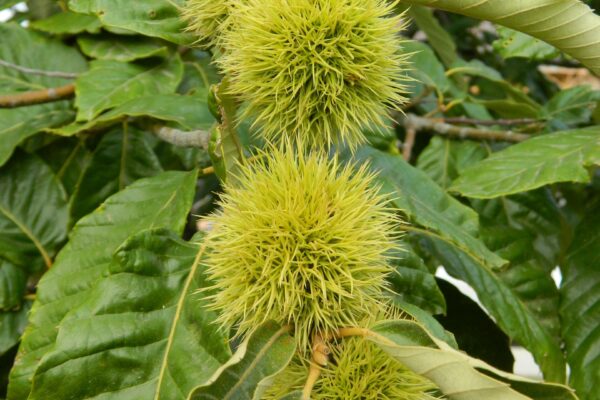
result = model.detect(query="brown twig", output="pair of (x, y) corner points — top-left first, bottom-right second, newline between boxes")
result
(152, 125), (210, 149)
(302, 334), (329, 400)
(403, 114), (531, 142)
(442, 116), (541, 126)
(0, 59), (78, 79)
(0, 83), (75, 108)
(402, 124), (417, 161)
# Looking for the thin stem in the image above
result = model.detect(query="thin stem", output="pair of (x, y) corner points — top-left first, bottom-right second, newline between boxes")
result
(402, 125), (417, 161)
(442, 116), (541, 127)
(0, 83), (75, 108)
(302, 334), (329, 400)
(0, 59), (78, 79)
(403, 113), (531, 142)
(152, 125), (210, 149)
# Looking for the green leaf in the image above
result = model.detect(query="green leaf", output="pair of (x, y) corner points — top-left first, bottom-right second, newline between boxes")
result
(0, 152), (68, 269)
(542, 86), (600, 129)
(473, 189), (566, 272)
(416, 137), (487, 189)
(409, 6), (457, 67)
(75, 57), (183, 121)
(29, 11), (101, 34)
(470, 189), (567, 347)
(7, 169), (197, 400)
(401, 0), (600, 76)
(451, 128), (600, 199)
(37, 138), (91, 196)
(403, 41), (450, 94)
(50, 92), (214, 136)
(0, 260), (26, 311)
(0, 104), (76, 167)
(28, 229), (230, 400)
(189, 322), (296, 400)
(371, 320), (576, 400)
(388, 243), (446, 315)
(392, 300), (457, 348)
(346, 146), (506, 270)
(210, 78), (245, 184)
(0, 23), (86, 94)
(178, 59), (221, 95)
(0, 303), (31, 357)
(426, 237), (566, 382)
(77, 34), (168, 61)
(560, 203), (600, 400)
(70, 127), (164, 222)
(0, 23), (87, 166)
(68, 0), (195, 44)
(447, 59), (542, 119)
(492, 26), (559, 61)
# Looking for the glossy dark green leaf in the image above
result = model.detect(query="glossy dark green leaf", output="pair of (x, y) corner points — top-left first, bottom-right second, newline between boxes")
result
(560, 203), (600, 400)
(473, 189), (565, 271)
(50, 92), (213, 136)
(0, 23), (86, 166)
(451, 128), (600, 198)
(0, 303), (31, 357)
(416, 137), (487, 189)
(388, 243), (446, 315)
(347, 146), (506, 270)
(7, 169), (197, 400)
(28, 229), (230, 399)
(68, 0), (195, 44)
(178, 59), (221, 95)
(189, 322), (296, 400)
(372, 320), (576, 400)
(0, 104), (76, 168)
(0, 260), (26, 311)
(0, 152), (68, 269)
(37, 138), (91, 196)
(77, 34), (168, 61)
(75, 57), (183, 121)
(426, 237), (565, 382)
(29, 11), (101, 34)
(70, 127), (163, 222)
(478, 223), (561, 342)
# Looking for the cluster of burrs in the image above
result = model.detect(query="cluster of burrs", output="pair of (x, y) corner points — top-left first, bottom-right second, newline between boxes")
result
(182, 1), (439, 398)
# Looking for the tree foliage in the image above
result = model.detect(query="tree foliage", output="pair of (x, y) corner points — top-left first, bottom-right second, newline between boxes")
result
(0, 1), (599, 399)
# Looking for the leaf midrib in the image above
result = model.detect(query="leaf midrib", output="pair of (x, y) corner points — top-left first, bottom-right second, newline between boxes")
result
(223, 326), (289, 400)
(0, 203), (51, 268)
(153, 242), (207, 400)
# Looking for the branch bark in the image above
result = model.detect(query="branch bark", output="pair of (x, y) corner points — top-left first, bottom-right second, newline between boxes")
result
(0, 83), (75, 108)
(403, 114), (531, 142)
(152, 125), (210, 149)
(442, 117), (540, 127)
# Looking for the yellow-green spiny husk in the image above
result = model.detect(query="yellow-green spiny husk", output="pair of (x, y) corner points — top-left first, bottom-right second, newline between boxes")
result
(263, 335), (441, 400)
(218, 0), (410, 149)
(180, 0), (230, 48)
(204, 145), (399, 351)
